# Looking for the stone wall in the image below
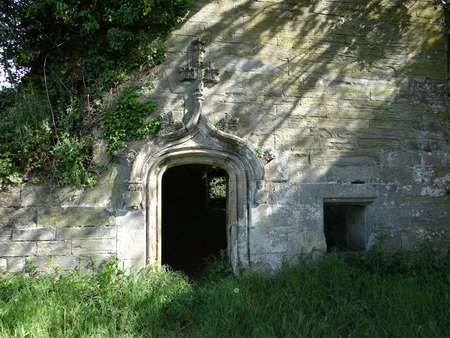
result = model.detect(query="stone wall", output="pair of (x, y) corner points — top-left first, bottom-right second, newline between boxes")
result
(0, 0), (448, 273)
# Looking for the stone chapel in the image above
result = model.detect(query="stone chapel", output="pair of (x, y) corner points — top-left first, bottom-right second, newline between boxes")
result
(0, 0), (448, 274)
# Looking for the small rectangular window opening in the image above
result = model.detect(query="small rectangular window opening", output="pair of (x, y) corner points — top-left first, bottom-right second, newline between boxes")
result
(324, 203), (366, 252)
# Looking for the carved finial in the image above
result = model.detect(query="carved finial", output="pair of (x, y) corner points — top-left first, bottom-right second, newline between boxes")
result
(178, 39), (220, 98)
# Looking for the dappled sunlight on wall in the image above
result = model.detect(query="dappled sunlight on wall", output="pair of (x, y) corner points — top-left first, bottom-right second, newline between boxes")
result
(0, 0), (448, 273)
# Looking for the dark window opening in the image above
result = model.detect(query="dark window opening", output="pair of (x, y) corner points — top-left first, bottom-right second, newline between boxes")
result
(162, 164), (227, 277)
(324, 203), (366, 252)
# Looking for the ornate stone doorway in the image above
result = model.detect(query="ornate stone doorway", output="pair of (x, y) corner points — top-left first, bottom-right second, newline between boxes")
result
(141, 140), (262, 272)
(126, 39), (264, 272)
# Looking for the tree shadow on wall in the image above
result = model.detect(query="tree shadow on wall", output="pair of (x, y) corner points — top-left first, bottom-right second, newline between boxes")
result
(2, 0), (447, 270)
(136, 0), (445, 157)
(153, 0), (448, 254)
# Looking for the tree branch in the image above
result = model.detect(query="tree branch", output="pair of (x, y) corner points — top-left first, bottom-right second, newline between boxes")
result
(43, 54), (58, 140)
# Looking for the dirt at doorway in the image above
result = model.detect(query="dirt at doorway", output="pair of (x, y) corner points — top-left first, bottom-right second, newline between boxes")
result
(162, 164), (228, 278)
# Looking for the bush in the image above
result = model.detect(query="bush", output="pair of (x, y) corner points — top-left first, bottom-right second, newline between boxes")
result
(0, 0), (194, 187)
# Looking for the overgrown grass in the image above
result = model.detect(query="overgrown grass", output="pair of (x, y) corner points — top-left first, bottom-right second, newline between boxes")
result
(0, 251), (448, 337)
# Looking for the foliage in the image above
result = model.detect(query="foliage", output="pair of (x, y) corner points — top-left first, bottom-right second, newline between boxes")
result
(1, 0), (194, 88)
(0, 88), (98, 187)
(0, 250), (448, 336)
(0, 0), (193, 187)
(51, 133), (98, 187)
(0, 257), (194, 336)
(208, 177), (227, 199)
(254, 147), (263, 158)
(101, 87), (160, 153)
(202, 249), (232, 281)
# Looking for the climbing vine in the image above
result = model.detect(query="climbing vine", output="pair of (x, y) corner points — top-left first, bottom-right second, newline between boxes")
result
(101, 87), (161, 153)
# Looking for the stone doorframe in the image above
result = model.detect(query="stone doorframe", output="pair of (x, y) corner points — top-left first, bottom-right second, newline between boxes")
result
(128, 114), (264, 271)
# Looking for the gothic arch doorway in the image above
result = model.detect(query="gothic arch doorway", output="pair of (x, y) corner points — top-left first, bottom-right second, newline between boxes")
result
(161, 164), (228, 276)
(129, 113), (264, 272)
(145, 149), (251, 273)
(124, 39), (264, 273)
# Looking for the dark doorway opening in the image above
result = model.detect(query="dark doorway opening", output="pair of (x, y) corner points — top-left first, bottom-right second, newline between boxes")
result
(324, 203), (366, 252)
(162, 164), (227, 277)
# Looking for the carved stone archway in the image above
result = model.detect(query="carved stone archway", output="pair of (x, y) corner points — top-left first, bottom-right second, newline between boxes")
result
(127, 113), (263, 271)
(126, 39), (264, 271)
(125, 40), (264, 270)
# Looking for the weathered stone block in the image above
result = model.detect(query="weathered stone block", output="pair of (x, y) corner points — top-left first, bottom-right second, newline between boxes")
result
(116, 210), (147, 264)
(376, 166), (416, 186)
(310, 150), (379, 166)
(175, 22), (206, 36)
(218, 56), (282, 75)
(0, 186), (20, 206)
(254, 199), (324, 231)
(287, 230), (327, 257)
(253, 204), (280, 227)
(412, 114), (448, 136)
(56, 227), (116, 241)
(117, 229), (146, 260)
(29, 256), (80, 273)
(398, 226), (443, 250)
(0, 242), (36, 256)
(297, 183), (379, 203)
(412, 167), (448, 186)
(250, 253), (285, 272)
(72, 239), (116, 255)
(323, 165), (381, 184)
(250, 227), (287, 254)
(380, 151), (421, 166)
(320, 136), (360, 150)
(402, 139), (447, 152)
(281, 105), (329, 119)
(248, 133), (275, 148)
(312, 118), (370, 131)
(302, 230), (327, 253)
(0, 207), (37, 229)
(358, 137), (400, 150)
(38, 207), (113, 227)
(12, 228), (56, 242)
(0, 229), (12, 241)
(265, 153), (289, 182)
(375, 206), (412, 229)
(370, 86), (398, 101)
(411, 201), (449, 220)
(37, 241), (71, 256)
(57, 181), (115, 208)
(20, 185), (55, 207)
(276, 134), (319, 151)
(7, 257), (26, 273)
(116, 210), (145, 231)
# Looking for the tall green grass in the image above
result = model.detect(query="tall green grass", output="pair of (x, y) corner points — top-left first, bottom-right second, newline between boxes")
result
(0, 251), (448, 337)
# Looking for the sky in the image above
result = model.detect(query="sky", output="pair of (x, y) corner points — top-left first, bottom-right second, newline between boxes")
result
(0, 47), (28, 90)
(0, 69), (11, 90)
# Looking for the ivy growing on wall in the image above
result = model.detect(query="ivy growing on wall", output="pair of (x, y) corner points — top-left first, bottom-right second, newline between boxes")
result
(101, 87), (161, 153)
